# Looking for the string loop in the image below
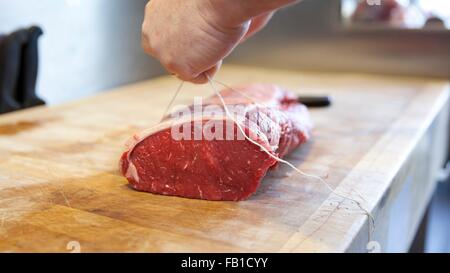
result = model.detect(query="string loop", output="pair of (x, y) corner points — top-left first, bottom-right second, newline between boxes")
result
(205, 75), (374, 232)
(160, 75), (375, 240)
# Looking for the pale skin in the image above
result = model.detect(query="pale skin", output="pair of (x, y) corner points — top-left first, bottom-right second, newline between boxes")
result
(142, 0), (299, 83)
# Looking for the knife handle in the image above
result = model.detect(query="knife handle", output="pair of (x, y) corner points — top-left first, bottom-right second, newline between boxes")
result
(298, 95), (332, 108)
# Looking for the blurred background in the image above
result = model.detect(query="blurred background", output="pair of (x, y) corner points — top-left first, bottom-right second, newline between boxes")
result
(0, 0), (160, 104)
(0, 0), (449, 252)
(1, 0), (449, 105)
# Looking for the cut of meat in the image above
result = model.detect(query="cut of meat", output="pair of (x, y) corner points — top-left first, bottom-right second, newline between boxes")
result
(119, 84), (313, 201)
(352, 0), (406, 25)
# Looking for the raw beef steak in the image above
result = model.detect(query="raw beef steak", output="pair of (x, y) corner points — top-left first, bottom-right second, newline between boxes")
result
(119, 84), (312, 201)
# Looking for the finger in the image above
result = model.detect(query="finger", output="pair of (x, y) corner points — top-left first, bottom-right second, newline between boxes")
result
(141, 31), (153, 56)
(241, 12), (274, 42)
(182, 60), (223, 84)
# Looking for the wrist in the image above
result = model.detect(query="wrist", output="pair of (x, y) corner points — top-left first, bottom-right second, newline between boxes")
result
(203, 0), (297, 25)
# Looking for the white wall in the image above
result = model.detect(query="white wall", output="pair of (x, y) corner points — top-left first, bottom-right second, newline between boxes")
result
(0, 0), (164, 104)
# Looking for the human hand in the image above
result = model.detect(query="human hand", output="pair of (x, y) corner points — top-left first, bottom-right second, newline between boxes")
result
(141, 0), (297, 83)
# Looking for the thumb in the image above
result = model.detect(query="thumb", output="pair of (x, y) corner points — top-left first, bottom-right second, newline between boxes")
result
(241, 12), (274, 42)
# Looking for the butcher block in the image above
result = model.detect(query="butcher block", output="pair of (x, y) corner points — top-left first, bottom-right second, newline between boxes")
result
(0, 65), (448, 252)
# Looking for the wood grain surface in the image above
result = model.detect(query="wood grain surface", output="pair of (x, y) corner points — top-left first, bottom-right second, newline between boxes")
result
(0, 65), (448, 252)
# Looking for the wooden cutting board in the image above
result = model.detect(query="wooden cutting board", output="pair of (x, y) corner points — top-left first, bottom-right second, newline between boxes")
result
(0, 65), (448, 252)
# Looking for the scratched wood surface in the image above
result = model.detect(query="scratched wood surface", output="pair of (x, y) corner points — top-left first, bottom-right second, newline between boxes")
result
(0, 65), (448, 252)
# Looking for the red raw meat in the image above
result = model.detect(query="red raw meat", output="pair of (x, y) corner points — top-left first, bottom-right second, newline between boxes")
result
(352, 0), (405, 24)
(119, 84), (312, 201)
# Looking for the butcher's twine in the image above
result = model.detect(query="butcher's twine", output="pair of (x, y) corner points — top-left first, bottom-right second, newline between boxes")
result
(162, 75), (375, 241)
(161, 81), (185, 121)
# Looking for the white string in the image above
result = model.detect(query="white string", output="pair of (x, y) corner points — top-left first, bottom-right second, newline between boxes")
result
(160, 80), (184, 122)
(213, 79), (268, 108)
(206, 75), (375, 229)
(159, 76), (375, 237)
(214, 78), (372, 214)
(214, 79), (370, 197)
